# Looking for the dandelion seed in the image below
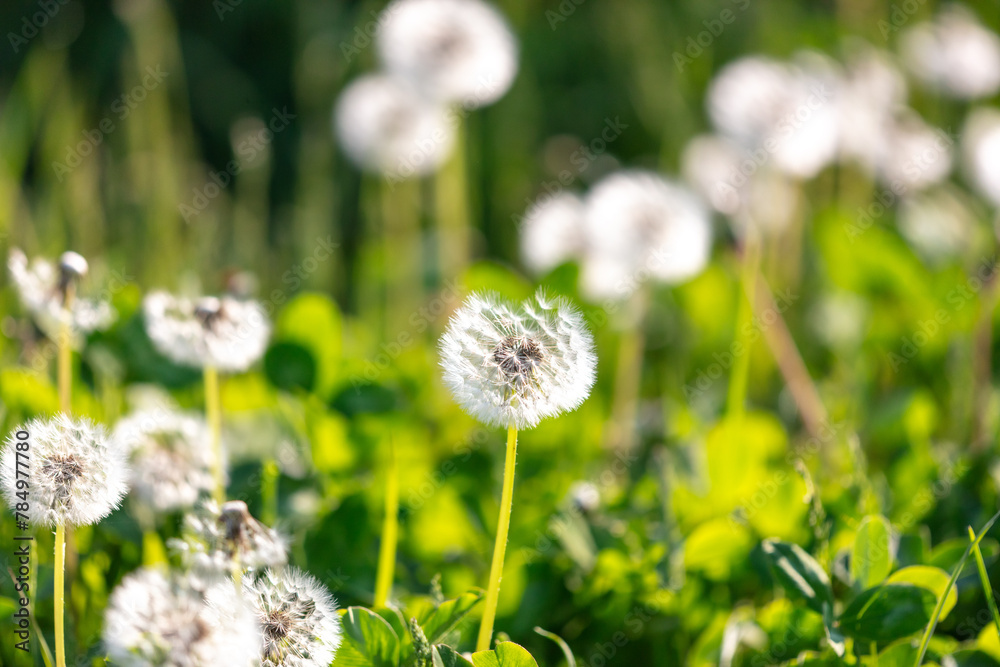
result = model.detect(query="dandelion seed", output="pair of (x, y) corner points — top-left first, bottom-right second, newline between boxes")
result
(143, 291), (270, 372)
(439, 290), (596, 430)
(377, 0), (518, 108)
(1, 415), (128, 527)
(900, 6), (1000, 100)
(518, 192), (586, 275)
(7, 249), (116, 347)
(113, 410), (217, 512)
(963, 107), (1000, 208)
(172, 500), (287, 585)
(243, 567), (343, 667)
(568, 481), (600, 513)
(580, 170), (712, 301)
(103, 568), (261, 667)
(334, 74), (455, 177)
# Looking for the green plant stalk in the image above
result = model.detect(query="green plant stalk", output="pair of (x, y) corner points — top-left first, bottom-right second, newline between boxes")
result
(726, 236), (760, 420)
(434, 116), (470, 281)
(204, 365), (224, 505)
(476, 423), (518, 652)
(54, 524), (66, 667)
(373, 439), (399, 609)
(915, 507), (1000, 665)
(968, 525), (1000, 643)
(261, 459), (280, 527)
(58, 286), (75, 415)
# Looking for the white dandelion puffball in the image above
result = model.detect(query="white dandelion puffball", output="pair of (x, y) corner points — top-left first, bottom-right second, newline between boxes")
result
(113, 410), (216, 512)
(519, 192), (586, 275)
(681, 134), (798, 234)
(377, 0), (518, 108)
(104, 568), (261, 667)
(963, 107), (1000, 207)
(335, 74), (455, 178)
(143, 291), (270, 372)
(1, 416), (128, 528)
(876, 112), (953, 191)
(7, 249), (116, 347)
(900, 7), (1000, 100)
(836, 46), (908, 171)
(171, 500), (287, 586)
(439, 290), (596, 430)
(580, 170), (712, 301)
(244, 567), (342, 667)
(898, 187), (981, 264)
(706, 55), (839, 179)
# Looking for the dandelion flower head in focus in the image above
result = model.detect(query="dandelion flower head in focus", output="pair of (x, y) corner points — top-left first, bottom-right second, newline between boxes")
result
(103, 568), (261, 667)
(244, 566), (343, 667)
(143, 290), (270, 372)
(1, 415), (128, 527)
(377, 0), (519, 108)
(440, 290), (596, 430)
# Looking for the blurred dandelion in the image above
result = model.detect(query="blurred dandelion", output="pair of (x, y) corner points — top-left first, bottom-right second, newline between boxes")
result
(518, 192), (587, 276)
(963, 107), (1000, 208)
(103, 568), (261, 667)
(900, 6), (1000, 100)
(244, 567), (343, 667)
(377, 0), (518, 108)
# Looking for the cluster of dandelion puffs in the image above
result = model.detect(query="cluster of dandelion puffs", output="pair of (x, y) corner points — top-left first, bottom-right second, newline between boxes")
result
(334, 0), (518, 178)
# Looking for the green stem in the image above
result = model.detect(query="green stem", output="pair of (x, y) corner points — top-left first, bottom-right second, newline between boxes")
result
(57, 287), (74, 415)
(435, 116), (469, 281)
(968, 526), (1000, 643)
(476, 424), (518, 652)
(727, 236), (760, 420)
(373, 439), (399, 609)
(54, 524), (66, 667)
(204, 365), (224, 505)
(261, 459), (280, 527)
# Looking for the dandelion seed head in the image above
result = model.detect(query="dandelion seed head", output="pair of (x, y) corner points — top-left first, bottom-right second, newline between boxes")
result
(171, 500), (287, 587)
(143, 291), (270, 372)
(580, 171), (712, 300)
(440, 290), (596, 429)
(8, 249), (116, 347)
(898, 186), (982, 264)
(244, 567), (342, 667)
(900, 6), (1000, 100)
(334, 73), (455, 177)
(377, 0), (518, 108)
(963, 107), (1000, 208)
(519, 192), (586, 275)
(876, 112), (953, 191)
(103, 568), (261, 667)
(1, 415), (128, 527)
(836, 45), (907, 171)
(113, 410), (216, 512)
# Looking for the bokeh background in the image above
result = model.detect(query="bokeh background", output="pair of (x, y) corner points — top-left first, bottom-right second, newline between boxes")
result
(2, 0), (1000, 665)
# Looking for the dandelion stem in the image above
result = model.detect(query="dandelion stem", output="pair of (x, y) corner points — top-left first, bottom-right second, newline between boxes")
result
(374, 438), (399, 609)
(607, 288), (649, 454)
(54, 523), (66, 667)
(261, 459), (280, 527)
(477, 423), (518, 652)
(204, 365), (224, 505)
(727, 234), (760, 420)
(435, 116), (470, 281)
(57, 283), (75, 415)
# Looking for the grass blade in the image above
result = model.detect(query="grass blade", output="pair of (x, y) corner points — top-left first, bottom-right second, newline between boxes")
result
(534, 627), (576, 667)
(968, 526), (1000, 643)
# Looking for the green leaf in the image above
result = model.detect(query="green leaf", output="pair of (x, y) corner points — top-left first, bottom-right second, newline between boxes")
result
(418, 589), (485, 644)
(337, 607), (401, 667)
(838, 584), (937, 642)
(762, 539), (834, 617)
(433, 645), (476, 667)
(471, 642), (539, 667)
(853, 515), (893, 591)
(886, 566), (958, 620)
